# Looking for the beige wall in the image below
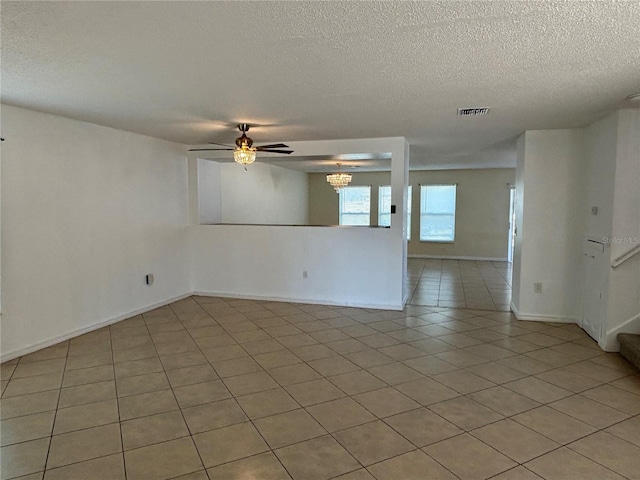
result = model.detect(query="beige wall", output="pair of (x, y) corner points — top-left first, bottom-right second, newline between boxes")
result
(308, 171), (391, 226)
(309, 168), (515, 259)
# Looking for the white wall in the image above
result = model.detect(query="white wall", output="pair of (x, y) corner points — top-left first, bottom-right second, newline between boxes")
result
(1, 105), (190, 360)
(512, 111), (640, 350)
(512, 129), (586, 321)
(584, 114), (618, 240)
(190, 225), (399, 308)
(604, 109), (640, 349)
(220, 162), (308, 225)
(189, 137), (409, 310)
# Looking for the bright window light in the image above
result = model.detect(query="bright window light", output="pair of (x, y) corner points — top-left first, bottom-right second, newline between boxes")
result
(378, 185), (412, 240)
(420, 185), (456, 242)
(339, 186), (371, 226)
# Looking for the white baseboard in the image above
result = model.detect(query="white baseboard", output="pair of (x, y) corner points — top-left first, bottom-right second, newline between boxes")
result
(603, 312), (640, 352)
(193, 291), (404, 312)
(409, 254), (509, 262)
(0, 293), (192, 363)
(510, 302), (577, 324)
(2, 290), (405, 363)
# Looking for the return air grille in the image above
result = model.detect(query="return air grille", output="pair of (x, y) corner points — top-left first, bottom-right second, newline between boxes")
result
(457, 107), (490, 116)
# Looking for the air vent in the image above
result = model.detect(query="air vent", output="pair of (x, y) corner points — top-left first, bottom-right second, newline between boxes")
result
(457, 107), (490, 116)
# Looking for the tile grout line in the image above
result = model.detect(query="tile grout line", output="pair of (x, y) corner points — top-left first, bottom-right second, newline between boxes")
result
(144, 305), (209, 478)
(3, 283), (638, 480)
(39, 338), (70, 479)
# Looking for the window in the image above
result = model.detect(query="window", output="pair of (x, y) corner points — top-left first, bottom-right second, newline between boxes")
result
(339, 186), (371, 225)
(378, 185), (412, 240)
(420, 185), (456, 242)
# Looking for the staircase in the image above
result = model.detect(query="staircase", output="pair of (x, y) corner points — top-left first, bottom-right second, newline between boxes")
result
(618, 334), (640, 371)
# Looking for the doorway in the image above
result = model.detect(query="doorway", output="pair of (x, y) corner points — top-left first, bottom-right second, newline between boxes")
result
(582, 238), (606, 341)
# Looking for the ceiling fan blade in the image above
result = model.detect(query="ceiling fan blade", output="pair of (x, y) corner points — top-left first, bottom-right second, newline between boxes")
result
(255, 143), (289, 149)
(257, 148), (294, 154)
(207, 142), (236, 147)
(188, 147), (234, 151)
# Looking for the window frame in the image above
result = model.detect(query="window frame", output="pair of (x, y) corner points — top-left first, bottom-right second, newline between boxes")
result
(378, 185), (412, 240)
(338, 185), (372, 226)
(419, 184), (457, 243)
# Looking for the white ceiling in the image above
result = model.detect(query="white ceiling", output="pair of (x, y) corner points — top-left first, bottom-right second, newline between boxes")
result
(2, 1), (639, 171)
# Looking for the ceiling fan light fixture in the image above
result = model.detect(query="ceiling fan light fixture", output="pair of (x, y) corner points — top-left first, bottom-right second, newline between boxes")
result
(326, 163), (352, 192)
(233, 144), (257, 171)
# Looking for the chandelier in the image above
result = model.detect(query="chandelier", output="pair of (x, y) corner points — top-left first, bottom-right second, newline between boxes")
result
(326, 172), (352, 191)
(326, 163), (352, 192)
(233, 141), (257, 172)
(327, 163), (351, 192)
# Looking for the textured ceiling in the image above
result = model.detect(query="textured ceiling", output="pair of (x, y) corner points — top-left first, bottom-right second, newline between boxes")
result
(2, 1), (640, 170)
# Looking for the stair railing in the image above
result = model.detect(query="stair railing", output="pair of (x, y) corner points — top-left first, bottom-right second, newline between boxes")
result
(611, 244), (640, 269)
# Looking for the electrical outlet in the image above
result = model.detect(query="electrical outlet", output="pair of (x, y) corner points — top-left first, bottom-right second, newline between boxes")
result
(534, 282), (542, 293)
(302, 270), (308, 279)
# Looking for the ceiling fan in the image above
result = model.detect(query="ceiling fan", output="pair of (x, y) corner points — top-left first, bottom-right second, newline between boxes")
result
(189, 124), (293, 171)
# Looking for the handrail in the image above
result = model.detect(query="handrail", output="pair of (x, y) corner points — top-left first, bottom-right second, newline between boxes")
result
(611, 244), (640, 269)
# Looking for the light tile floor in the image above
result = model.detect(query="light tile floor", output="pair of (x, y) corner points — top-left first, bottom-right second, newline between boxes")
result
(408, 259), (512, 311)
(1, 295), (639, 480)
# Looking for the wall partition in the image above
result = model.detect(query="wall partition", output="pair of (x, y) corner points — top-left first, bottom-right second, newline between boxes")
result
(188, 138), (410, 310)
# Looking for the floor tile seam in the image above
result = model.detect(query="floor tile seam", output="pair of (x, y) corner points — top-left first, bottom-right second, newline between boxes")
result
(365, 444), (461, 480)
(531, 370), (609, 390)
(0, 428), (56, 450)
(120, 429), (193, 454)
(425, 420), (540, 472)
(39, 450), (127, 479)
(577, 387), (640, 416)
(605, 373), (640, 391)
(257, 349), (370, 396)
(115, 382), (174, 400)
(2, 374), (65, 399)
(0, 401), (62, 423)
(32, 419), (123, 447)
(112, 349), (160, 364)
(466, 420), (565, 465)
(508, 412), (604, 447)
(545, 393), (634, 427)
(41, 338), (71, 477)
(182, 362), (301, 480)
(27, 296), (624, 472)
(602, 413), (640, 443)
(160, 303), (217, 475)
(64, 358), (117, 372)
(563, 439), (637, 479)
(165, 302), (254, 382)
(306, 422), (395, 473)
(484, 464), (538, 479)
(462, 387), (543, 418)
(198, 449), (287, 477)
(103, 324), (130, 480)
(426, 375), (498, 397)
(8, 366), (66, 382)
